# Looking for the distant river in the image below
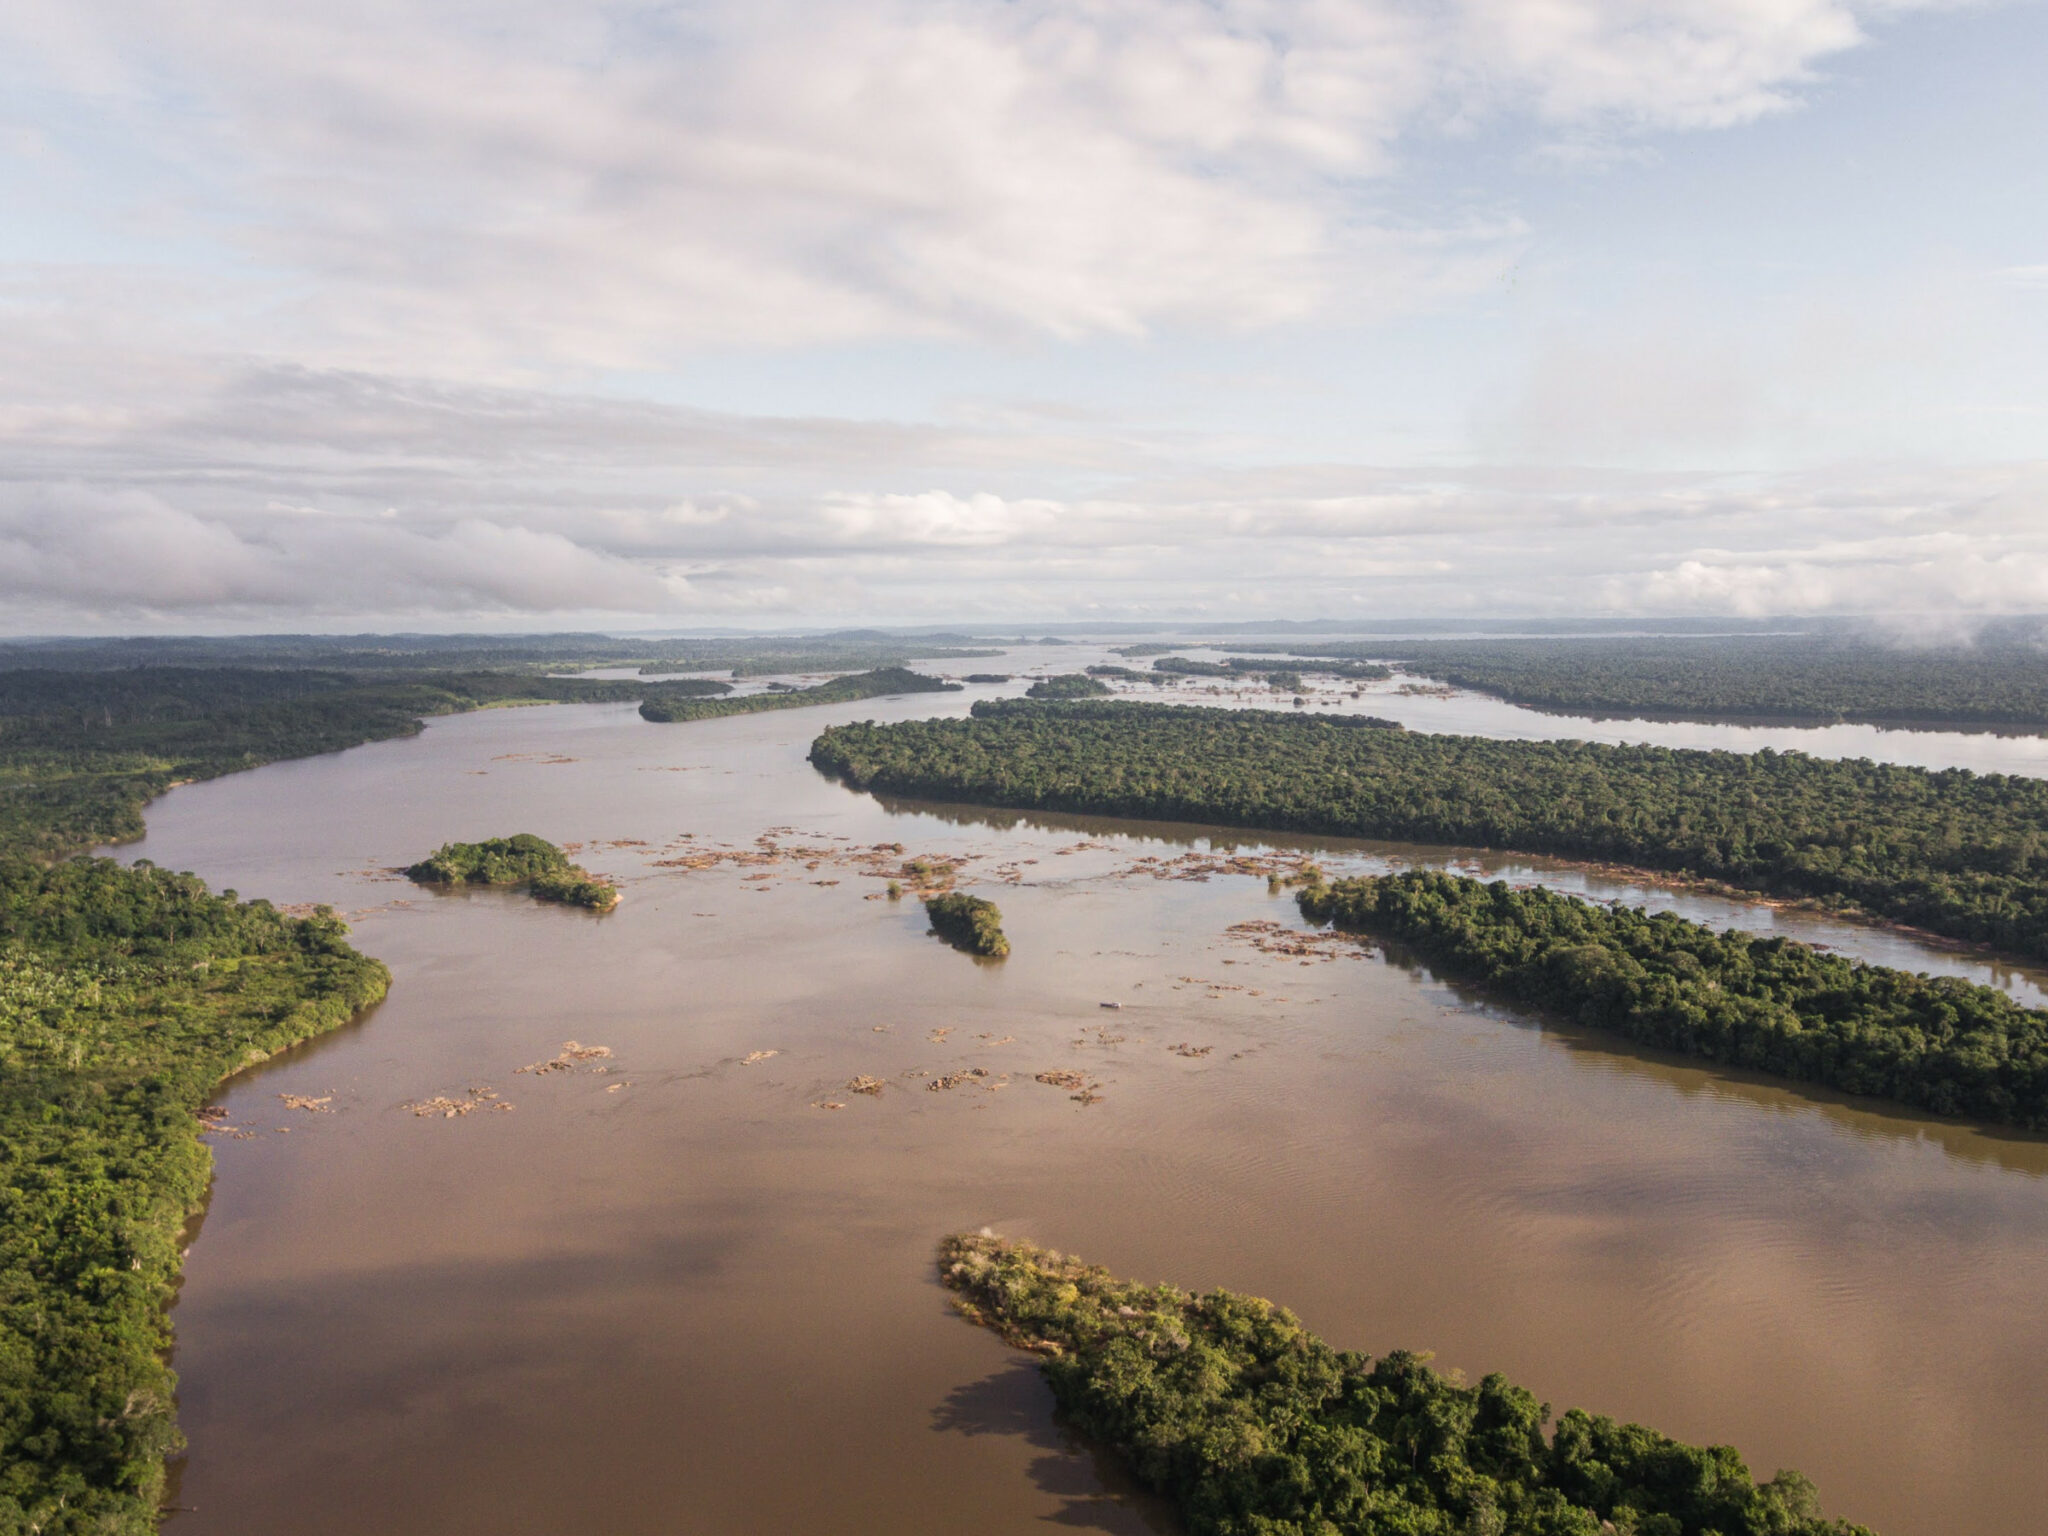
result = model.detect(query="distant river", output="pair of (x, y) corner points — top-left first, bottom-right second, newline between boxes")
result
(122, 645), (2048, 1536)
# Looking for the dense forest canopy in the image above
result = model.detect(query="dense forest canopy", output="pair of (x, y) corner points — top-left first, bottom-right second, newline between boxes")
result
(0, 858), (390, 1534)
(942, 1234), (1870, 1536)
(1312, 636), (2048, 731)
(406, 834), (620, 912)
(0, 666), (737, 863)
(1300, 871), (2048, 1127)
(809, 699), (2048, 963)
(637, 667), (959, 721)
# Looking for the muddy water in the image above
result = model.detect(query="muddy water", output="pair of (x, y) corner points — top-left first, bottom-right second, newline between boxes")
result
(123, 676), (2048, 1536)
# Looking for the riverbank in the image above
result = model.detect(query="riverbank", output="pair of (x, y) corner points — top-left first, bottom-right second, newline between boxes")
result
(942, 1232), (1875, 1536)
(809, 700), (2048, 965)
(0, 858), (389, 1533)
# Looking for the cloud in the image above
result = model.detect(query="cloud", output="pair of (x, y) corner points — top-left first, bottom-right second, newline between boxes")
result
(0, 0), (1941, 361)
(4, 380), (2041, 626)
(1620, 549), (2048, 616)
(0, 481), (678, 619)
(0, 1), (2028, 629)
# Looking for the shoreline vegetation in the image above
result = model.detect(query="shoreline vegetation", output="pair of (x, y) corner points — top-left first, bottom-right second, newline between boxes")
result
(0, 666), (722, 864)
(1298, 871), (2048, 1129)
(405, 834), (621, 912)
(1243, 636), (2048, 733)
(922, 892), (1009, 957)
(808, 699), (2048, 966)
(0, 637), (990, 864)
(638, 667), (959, 722)
(0, 858), (390, 1534)
(940, 1233), (1872, 1536)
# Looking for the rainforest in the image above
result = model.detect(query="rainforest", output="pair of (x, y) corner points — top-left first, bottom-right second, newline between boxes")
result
(941, 1233), (1871, 1536)
(0, 858), (389, 1534)
(1298, 871), (2048, 1127)
(1373, 638), (2048, 730)
(637, 667), (959, 721)
(809, 699), (2048, 963)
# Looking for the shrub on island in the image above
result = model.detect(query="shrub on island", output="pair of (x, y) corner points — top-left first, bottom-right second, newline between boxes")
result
(923, 892), (1009, 956)
(406, 834), (620, 912)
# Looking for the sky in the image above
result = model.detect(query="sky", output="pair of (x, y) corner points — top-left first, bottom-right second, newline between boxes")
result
(1, 0), (2044, 632)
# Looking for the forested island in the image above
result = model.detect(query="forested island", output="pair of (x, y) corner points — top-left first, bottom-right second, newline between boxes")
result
(1372, 638), (2048, 731)
(406, 834), (620, 911)
(942, 1233), (1871, 1536)
(638, 667), (958, 721)
(922, 892), (1009, 956)
(808, 700), (2048, 963)
(0, 858), (390, 1533)
(1024, 673), (1112, 699)
(1152, 654), (1391, 683)
(1300, 871), (2048, 1127)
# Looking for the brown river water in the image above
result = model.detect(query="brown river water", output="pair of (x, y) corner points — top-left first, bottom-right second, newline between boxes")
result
(117, 655), (2048, 1536)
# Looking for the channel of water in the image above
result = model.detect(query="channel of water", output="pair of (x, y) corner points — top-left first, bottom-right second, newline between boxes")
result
(122, 645), (2047, 1536)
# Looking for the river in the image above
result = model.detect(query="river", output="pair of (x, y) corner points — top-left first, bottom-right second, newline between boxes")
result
(123, 646), (2048, 1536)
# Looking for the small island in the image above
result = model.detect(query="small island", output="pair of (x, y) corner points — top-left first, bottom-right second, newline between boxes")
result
(638, 666), (958, 722)
(922, 892), (1009, 956)
(406, 833), (620, 912)
(941, 1233), (1871, 1536)
(1024, 673), (1110, 699)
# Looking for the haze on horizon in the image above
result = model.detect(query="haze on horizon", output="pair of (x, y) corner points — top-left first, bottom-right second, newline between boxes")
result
(2, 0), (2043, 634)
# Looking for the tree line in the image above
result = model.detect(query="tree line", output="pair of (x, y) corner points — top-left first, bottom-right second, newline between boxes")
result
(407, 834), (620, 911)
(1379, 637), (2048, 730)
(808, 699), (2048, 963)
(0, 858), (390, 1534)
(638, 667), (959, 721)
(942, 1233), (1870, 1536)
(1299, 871), (2048, 1127)
(0, 666), (731, 863)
